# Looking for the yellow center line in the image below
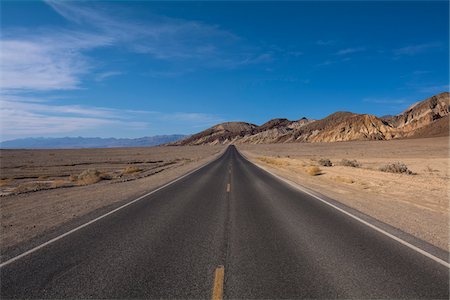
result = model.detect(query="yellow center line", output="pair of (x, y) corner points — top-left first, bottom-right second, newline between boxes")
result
(226, 183), (230, 192)
(212, 265), (225, 300)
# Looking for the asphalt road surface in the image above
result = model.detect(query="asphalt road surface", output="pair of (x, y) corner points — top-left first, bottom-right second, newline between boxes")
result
(1, 146), (449, 299)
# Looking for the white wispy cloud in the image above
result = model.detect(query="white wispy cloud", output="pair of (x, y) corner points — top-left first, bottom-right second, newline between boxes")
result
(1, 1), (268, 93)
(394, 42), (442, 56)
(0, 95), (221, 139)
(335, 47), (366, 55)
(316, 40), (335, 46)
(363, 97), (409, 105)
(45, 1), (265, 68)
(0, 28), (116, 92)
(94, 71), (123, 82)
(416, 84), (449, 94)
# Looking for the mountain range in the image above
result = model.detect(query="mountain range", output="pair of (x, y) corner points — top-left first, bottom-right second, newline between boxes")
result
(0, 135), (186, 149)
(173, 92), (449, 145)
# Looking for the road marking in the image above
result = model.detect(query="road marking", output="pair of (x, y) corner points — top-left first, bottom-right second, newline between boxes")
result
(0, 150), (227, 269)
(238, 150), (450, 269)
(226, 183), (231, 193)
(212, 265), (225, 300)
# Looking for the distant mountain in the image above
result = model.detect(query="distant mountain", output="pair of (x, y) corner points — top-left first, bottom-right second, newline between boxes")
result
(0, 135), (186, 149)
(172, 92), (449, 145)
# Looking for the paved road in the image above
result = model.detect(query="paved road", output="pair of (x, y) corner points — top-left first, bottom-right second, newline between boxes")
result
(1, 146), (448, 298)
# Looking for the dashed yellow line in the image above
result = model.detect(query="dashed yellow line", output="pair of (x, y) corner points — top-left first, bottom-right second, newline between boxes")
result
(212, 265), (225, 300)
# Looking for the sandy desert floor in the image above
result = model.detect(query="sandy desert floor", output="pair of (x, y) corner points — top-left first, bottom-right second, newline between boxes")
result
(0, 145), (224, 251)
(238, 137), (449, 251)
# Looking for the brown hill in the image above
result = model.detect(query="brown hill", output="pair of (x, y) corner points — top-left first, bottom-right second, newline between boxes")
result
(386, 92), (449, 137)
(174, 122), (256, 145)
(173, 92), (449, 145)
(293, 113), (399, 142)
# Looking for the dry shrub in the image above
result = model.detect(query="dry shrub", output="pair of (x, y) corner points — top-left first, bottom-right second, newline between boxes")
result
(38, 175), (49, 180)
(0, 178), (12, 187)
(13, 182), (50, 193)
(318, 158), (333, 167)
(341, 159), (361, 168)
(75, 169), (103, 185)
(123, 166), (143, 174)
(380, 162), (413, 175)
(306, 166), (322, 176)
(258, 156), (287, 166)
(50, 180), (73, 188)
(333, 176), (354, 184)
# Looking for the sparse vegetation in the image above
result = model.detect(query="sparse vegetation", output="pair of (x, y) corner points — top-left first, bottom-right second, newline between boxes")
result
(341, 159), (361, 168)
(50, 180), (73, 189)
(306, 166), (322, 176)
(74, 169), (103, 185)
(123, 166), (143, 174)
(318, 158), (333, 167)
(0, 178), (12, 186)
(380, 162), (413, 175)
(333, 176), (354, 184)
(258, 156), (288, 166)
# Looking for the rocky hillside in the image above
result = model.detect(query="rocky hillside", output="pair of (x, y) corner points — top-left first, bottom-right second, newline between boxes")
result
(173, 92), (449, 145)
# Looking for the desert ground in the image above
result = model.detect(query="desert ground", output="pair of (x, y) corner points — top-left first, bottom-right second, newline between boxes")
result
(0, 145), (224, 252)
(238, 137), (449, 250)
(1, 138), (448, 253)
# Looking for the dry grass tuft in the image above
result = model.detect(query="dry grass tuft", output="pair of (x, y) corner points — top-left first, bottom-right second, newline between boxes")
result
(306, 166), (322, 176)
(341, 159), (361, 168)
(380, 162), (413, 175)
(13, 182), (50, 193)
(258, 156), (288, 166)
(318, 158), (333, 167)
(123, 166), (143, 174)
(50, 180), (73, 188)
(0, 178), (12, 186)
(74, 169), (103, 185)
(333, 176), (354, 184)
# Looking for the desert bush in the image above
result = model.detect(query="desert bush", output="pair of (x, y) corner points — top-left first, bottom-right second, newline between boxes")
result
(13, 182), (50, 193)
(0, 178), (12, 186)
(123, 166), (143, 174)
(75, 169), (103, 185)
(306, 166), (322, 176)
(380, 162), (413, 174)
(50, 180), (73, 188)
(333, 176), (354, 184)
(258, 156), (287, 166)
(341, 159), (361, 168)
(318, 158), (333, 167)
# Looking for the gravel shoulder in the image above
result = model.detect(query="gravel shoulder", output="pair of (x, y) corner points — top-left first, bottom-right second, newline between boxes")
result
(0, 146), (224, 251)
(238, 137), (449, 251)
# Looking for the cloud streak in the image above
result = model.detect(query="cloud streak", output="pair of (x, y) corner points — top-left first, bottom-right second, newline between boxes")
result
(0, 95), (222, 140)
(335, 47), (366, 55)
(394, 42), (442, 56)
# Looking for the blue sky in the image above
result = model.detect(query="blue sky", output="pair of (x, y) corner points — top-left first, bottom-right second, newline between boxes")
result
(1, 1), (448, 140)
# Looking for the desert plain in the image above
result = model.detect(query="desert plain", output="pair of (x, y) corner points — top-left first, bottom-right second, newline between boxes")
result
(0, 137), (448, 256)
(239, 136), (449, 250)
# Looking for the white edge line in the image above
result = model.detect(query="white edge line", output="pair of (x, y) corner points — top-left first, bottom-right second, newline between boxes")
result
(0, 149), (227, 268)
(237, 149), (450, 269)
